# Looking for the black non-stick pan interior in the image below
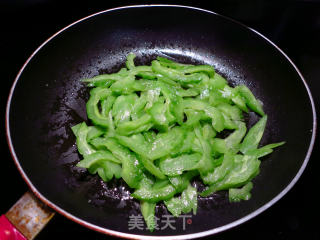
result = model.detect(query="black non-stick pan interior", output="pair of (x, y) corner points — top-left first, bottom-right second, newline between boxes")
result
(7, 5), (315, 238)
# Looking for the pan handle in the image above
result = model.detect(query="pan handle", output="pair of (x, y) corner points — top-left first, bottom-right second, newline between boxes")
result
(1, 192), (55, 240)
(0, 215), (26, 240)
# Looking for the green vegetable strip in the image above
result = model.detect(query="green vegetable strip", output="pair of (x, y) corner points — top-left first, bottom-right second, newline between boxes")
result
(159, 153), (201, 176)
(72, 53), (285, 231)
(87, 126), (105, 140)
(141, 201), (156, 231)
(147, 127), (185, 160)
(184, 110), (206, 127)
(148, 101), (171, 131)
(245, 141), (285, 158)
(117, 127), (185, 161)
(201, 155), (260, 197)
(168, 171), (198, 192)
(132, 183), (176, 202)
(152, 60), (208, 84)
(140, 156), (167, 180)
(157, 56), (192, 69)
(231, 94), (249, 113)
(194, 125), (215, 174)
(77, 150), (121, 167)
(115, 134), (150, 160)
(201, 153), (234, 185)
(73, 122), (96, 156)
(95, 137), (142, 188)
(164, 184), (198, 217)
(180, 65), (215, 77)
(221, 112), (238, 130)
(110, 75), (135, 94)
(236, 85), (265, 116)
(217, 103), (243, 121)
(136, 71), (157, 80)
(116, 114), (152, 135)
(93, 161), (122, 182)
(71, 123), (81, 137)
(81, 74), (122, 87)
(209, 73), (227, 89)
(240, 115), (267, 154)
(229, 182), (253, 202)
(126, 52), (136, 70)
(183, 99), (225, 132)
(225, 121), (247, 153)
(86, 87), (112, 127)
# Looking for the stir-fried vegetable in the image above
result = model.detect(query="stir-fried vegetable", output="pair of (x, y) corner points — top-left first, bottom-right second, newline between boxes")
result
(73, 53), (285, 231)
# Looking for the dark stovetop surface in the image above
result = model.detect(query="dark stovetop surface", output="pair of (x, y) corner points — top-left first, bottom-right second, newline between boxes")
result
(0, 1), (319, 239)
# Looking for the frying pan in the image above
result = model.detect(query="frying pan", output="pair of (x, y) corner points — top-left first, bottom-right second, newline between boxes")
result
(5, 4), (316, 239)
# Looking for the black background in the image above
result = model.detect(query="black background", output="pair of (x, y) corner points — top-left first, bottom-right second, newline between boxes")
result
(0, 0), (319, 239)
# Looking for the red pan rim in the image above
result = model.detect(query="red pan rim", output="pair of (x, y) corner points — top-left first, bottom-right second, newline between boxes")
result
(5, 4), (317, 240)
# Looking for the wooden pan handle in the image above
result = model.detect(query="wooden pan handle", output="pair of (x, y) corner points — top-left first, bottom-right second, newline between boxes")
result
(1, 192), (55, 240)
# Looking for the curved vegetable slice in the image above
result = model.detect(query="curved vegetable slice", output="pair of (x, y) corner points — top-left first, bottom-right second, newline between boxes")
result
(240, 115), (267, 154)
(86, 87), (112, 128)
(146, 127), (185, 160)
(183, 99), (225, 132)
(116, 114), (152, 136)
(91, 161), (122, 182)
(112, 94), (136, 126)
(152, 60), (208, 85)
(132, 182), (176, 202)
(168, 171), (198, 192)
(245, 141), (285, 158)
(164, 184), (197, 217)
(94, 137), (143, 188)
(141, 201), (156, 231)
(201, 153), (234, 185)
(229, 182), (253, 202)
(117, 127), (185, 161)
(73, 122), (96, 156)
(201, 155), (260, 197)
(225, 121), (247, 153)
(159, 153), (201, 176)
(77, 150), (121, 167)
(140, 156), (166, 180)
(236, 85), (265, 116)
